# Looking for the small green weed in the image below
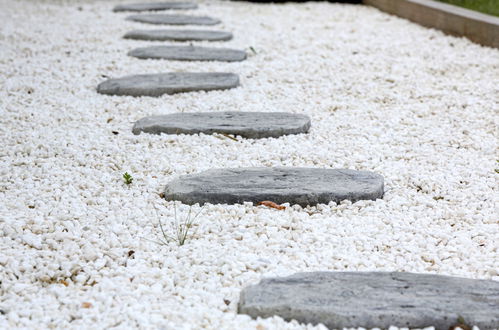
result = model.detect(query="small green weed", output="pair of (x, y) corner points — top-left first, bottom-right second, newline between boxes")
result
(123, 172), (133, 185)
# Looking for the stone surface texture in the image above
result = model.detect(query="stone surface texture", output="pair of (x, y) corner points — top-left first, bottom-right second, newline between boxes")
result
(123, 29), (233, 41)
(128, 45), (247, 62)
(163, 167), (384, 206)
(238, 271), (499, 330)
(132, 112), (311, 138)
(113, 2), (198, 12)
(126, 14), (220, 25)
(97, 73), (239, 97)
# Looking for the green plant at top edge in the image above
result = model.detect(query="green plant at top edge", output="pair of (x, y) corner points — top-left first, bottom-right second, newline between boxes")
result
(436, 0), (499, 17)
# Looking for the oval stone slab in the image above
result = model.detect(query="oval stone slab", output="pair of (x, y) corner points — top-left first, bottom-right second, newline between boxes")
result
(132, 112), (311, 138)
(126, 14), (220, 25)
(113, 2), (198, 12)
(124, 29), (233, 41)
(128, 45), (246, 62)
(97, 72), (239, 97)
(238, 272), (499, 329)
(163, 168), (384, 206)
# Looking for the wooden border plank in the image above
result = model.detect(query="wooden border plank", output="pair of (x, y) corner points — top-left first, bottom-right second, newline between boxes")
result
(363, 0), (499, 48)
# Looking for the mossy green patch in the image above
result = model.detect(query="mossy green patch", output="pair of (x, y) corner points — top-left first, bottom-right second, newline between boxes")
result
(436, 0), (499, 17)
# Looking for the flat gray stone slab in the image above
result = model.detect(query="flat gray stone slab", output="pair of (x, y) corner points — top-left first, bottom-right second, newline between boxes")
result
(113, 2), (197, 12)
(97, 72), (239, 97)
(132, 112), (311, 138)
(126, 14), (220, 25)
(238, 272), (499, 329)
(164, 168), (384, 206)
(124, 29), (233, 41)
(128, 45), (246, 62)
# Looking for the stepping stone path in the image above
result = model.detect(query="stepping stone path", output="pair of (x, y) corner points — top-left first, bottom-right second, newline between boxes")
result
(127, 14), (220, 25)
(163, 168), (384, 206)
(96, 5), (493, 330)
(97, 72), (239, 97)
(132, 112), (311, 138)
(113, 2), (198, 12)
(128, 45), (247, 62)
(238, 272), (499, 329)
(124, 29), (233, 41)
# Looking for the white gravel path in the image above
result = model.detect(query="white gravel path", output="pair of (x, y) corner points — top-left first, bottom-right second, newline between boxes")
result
(0, 0), (498, 328)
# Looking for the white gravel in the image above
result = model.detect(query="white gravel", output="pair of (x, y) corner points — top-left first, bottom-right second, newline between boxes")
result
(0, 0), (498, 328)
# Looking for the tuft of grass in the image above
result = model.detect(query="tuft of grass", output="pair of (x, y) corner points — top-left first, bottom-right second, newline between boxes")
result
(449, 315), (472, 330)
(123, 172), (133, 185)
(436, 0), (499, 17)
(152, 202), (203, 246)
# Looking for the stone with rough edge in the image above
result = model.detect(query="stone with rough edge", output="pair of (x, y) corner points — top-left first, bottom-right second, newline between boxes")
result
(97, 72), (239, 97)
(163, 167), (384, 206)
(128, 45), (247, 62)
(126, 14), (220, 25)
(238, 272), (499, 330)
(124, 29), (233, 41)
(132, 112), (311, 138)
(113, 2), (197, 12)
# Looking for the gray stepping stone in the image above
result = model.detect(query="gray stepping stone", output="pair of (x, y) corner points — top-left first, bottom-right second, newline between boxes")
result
(97, 72), (239, 97)
(238, 272), (499, 329)
(132, 112), (311, 138)
(113, 2), (198, 12)
(126, 14), (220, 25)
(128, 45), (246, 62)
(124, 29), (233, 42)
(163, 168), (384, 206)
